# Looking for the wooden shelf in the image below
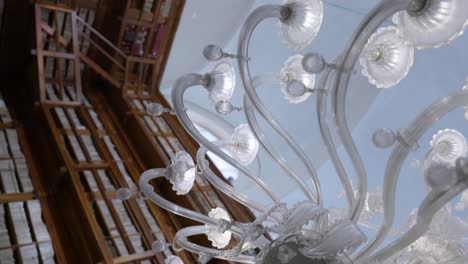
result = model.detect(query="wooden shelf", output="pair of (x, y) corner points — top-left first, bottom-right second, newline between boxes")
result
(37, 85), (186, 263)
(0, 93), (65, 263)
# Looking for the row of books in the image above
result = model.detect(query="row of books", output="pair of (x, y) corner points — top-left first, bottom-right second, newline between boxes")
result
(0, 95), (12, 124)
(46, 86), (174, 259)
(0, 129), (34, 194)
(1, 201), (55, 263)
(0, 93), (56, 263)
(0, 203), (15, 263)
(121, 23), (167, 58)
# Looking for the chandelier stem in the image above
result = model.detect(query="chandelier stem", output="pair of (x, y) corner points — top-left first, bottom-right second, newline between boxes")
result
(356, 90), (468, 261)
(139, 168), (219, 225)
(173, 226), (256, 263)
(237, 4), (323, 206)
(244, 73), (317, 202)
(317, 63), (356, 218)
(331, 0), (414, 235)
(196, 146), (273, 215)
(171, 73), (281, 204)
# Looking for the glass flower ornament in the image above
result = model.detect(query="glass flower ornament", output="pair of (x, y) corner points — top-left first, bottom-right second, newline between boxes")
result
(429, 129), (467, 166)
(393, 0), (468, 49)
(169, 151), (197, 195)
(206, 207), (232, 249)
(229, 124), (259, 166)
(280, 54), (315, 104)
(279, 0), (323, 50)
(206, 61), (236, 103)
(360, 26), (414, 88)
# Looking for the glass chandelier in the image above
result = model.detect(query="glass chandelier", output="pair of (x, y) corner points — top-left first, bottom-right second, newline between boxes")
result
(118, 0), (468, 263)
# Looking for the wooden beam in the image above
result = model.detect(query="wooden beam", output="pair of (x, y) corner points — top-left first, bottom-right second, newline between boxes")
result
(71, 10), (83, 102)
(112, 251), (157, 264)
(37, 2), (74, 13)
(40, 22), (70, 47)
(43, 50), (76, 60)
(35, 4), (47, 102)
(0, 192), (36, 203)
(80, 53), (122, 88)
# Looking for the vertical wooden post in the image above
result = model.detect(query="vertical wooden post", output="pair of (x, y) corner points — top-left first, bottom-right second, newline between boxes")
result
(123, 60), (129, 96)
(71, 10), (83, 102)
(137, 63), (143, 97)
(35, 4), (46, 102)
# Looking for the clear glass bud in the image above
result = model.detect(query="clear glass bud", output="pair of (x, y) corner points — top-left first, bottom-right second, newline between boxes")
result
(203, 45), (224, 61)
(147, 102), (166, 117)
(116, 188), (133, 201)
(198, 253), (213, 264)
(372, 128), (396, 148)
(302, 52), (326, 74)
(151, 240), (168, 253)
(230, 124), (259, 166)
(285, 80), (307, 98)
(360, 26), (414, 88)
(279, 0), (323, 50)
(215, 101), (235, 116)
(424, 162), (458, 191)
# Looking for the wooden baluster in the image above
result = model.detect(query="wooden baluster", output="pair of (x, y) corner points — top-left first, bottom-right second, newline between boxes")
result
(35, 5), (47, 102)
(71, 10), (83, 102)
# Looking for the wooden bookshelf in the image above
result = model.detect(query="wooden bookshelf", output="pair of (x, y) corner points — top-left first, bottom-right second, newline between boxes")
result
(0, 93), (66, 263)
(34, 85), (193, 263)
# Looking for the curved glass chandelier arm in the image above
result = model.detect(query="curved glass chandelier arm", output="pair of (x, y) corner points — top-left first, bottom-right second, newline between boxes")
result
(244, 74), (317, 202)
(139, 168), (218, 225)
(355, 91), (468, 260)
(317, 64), (356, 218)
(173, 226), (256, 264)
(369, 179), (468, 263)
(237, 4), (323, 206)
(196, 146), (270, 214)
(332, 0), (414, 224)
(171, 73), (280, 204)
